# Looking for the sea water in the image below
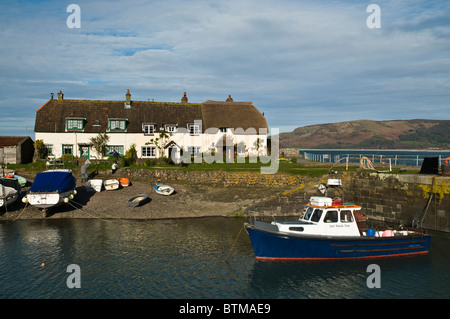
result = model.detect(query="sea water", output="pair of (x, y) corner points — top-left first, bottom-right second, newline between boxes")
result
(0, 217), (449, 299)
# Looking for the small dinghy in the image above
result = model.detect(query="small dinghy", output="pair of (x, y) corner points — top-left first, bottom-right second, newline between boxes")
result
(153, 184), (174, 196)
(119, 178), (131, 187)
(86, 179), (103, 192)
(104, 179), (120, 191)
(127, 193), (149, 207)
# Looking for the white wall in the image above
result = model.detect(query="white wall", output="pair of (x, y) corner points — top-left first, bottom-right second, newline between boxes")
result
(35, 131), (267, 160)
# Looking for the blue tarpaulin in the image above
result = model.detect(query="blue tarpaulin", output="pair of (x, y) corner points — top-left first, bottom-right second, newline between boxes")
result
(29, 170), (76, 193)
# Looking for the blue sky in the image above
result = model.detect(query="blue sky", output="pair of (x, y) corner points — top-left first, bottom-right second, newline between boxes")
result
(0, 0), (449, 139)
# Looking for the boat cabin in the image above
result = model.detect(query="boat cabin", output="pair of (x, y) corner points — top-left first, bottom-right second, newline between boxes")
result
(273, 196), (363, 237)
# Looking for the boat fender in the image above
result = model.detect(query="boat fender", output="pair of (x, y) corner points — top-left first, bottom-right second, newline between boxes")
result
(382, 230), (395, 237)
(69, 194), (74, 199)
(64, 197), (69, 203)
(73, 190), (77, 195)
(22, 197), (28, 204)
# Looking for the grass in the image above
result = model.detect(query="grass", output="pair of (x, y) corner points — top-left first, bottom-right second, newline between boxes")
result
(4, 157), (420, 178)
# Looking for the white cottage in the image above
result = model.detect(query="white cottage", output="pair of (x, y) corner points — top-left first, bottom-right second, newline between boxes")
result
(34, 90), (268, 163)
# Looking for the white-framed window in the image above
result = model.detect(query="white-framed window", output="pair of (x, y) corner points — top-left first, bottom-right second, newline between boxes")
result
(165, 125), (177, 133)
(143, 124), (155, 135)
(141, 146), (156, 158)
(189, 124), (200, 136)
(66, 119), (84, 131)
(105, 145), (124, 156)
(108, 119), (127, 131)
(62, 144), (73, 155)
(186, 146), (201, 154)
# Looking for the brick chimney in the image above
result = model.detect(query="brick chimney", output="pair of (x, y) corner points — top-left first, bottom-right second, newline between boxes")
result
(226, 95), (233, 102)
(125, 89), (131, 108)
(181, 92), (188, 103)
(57, 90), (64, 100)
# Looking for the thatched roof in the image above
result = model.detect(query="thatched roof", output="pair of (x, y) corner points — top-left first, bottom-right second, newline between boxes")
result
(201, 101), (268, 134)
(35, 92), (267, 134)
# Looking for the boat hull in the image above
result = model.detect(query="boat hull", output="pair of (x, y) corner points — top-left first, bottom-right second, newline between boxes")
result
(153, 184), (174, 195)
(26, 191), (74, 209)
(246, 225), (431, 260)
(127, 194), (149, 207)
(86, 179), (103, 192)
(0, 178), (21, 207)
(0, 192), (19, 207)
(104, 179), (119, 191)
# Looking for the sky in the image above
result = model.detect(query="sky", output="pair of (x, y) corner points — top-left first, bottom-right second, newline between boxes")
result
(0, 0), (449, 139)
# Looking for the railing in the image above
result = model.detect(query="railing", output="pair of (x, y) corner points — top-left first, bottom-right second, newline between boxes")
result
(303, 152), (449, 167)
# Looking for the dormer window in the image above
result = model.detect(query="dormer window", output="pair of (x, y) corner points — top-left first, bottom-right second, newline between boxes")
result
(188, 124), (200, 136)
(143, 123), (155, 135)
(165, 124), (177, 133)
(108, 118), (127, 131)
(66, 118), (85, 131)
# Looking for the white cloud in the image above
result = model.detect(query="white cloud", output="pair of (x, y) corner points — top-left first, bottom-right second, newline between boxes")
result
(0, 0), (449, 137)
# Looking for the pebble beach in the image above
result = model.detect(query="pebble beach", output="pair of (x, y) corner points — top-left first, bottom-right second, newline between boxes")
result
(0, 169), (281, 221)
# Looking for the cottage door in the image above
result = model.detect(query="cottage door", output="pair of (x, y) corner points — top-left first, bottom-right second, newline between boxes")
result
(79, 146), (90, 159)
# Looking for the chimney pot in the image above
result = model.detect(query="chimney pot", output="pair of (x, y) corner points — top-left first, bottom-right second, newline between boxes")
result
(57, 90), (64, 100)
(124, 89), (131, 108)
(226, 95), (233, 102)
(181, 92), (188, 103)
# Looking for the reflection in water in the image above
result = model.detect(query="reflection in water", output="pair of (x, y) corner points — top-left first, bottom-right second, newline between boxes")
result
(0, 218), (449, 299)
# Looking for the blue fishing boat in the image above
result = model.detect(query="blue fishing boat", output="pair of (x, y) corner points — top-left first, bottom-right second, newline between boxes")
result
(24, 169), (77, 213)
(246, 185), (431, 260)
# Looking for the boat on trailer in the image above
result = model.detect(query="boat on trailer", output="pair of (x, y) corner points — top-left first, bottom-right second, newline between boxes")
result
(245, 181), (431, 261)
(24, 169), (77, 214)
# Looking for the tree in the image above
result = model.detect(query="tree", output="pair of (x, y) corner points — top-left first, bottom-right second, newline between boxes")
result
(90, 133), (109, 160)
(146, 132), (172, 158)
(124, 143), (137, 166)
(33, 139), (46, 160)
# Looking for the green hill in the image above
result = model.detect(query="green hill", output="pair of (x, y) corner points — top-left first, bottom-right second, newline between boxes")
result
(278, 119), (450, 149)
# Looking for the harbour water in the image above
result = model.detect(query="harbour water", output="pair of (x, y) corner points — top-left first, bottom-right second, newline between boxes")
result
(1, 217), (449, 300)
(300, 149), (450, 167)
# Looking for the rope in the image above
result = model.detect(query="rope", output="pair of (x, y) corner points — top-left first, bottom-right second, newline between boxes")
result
(0, 202), (29, 224)
(67, 200), (118, 223)
(225, 224), (245, 263)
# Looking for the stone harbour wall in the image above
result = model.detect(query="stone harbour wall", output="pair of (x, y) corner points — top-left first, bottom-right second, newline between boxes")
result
(123, 168), (308, 187)
(123, 168), (450, 232)
(340, 172), (450, 232)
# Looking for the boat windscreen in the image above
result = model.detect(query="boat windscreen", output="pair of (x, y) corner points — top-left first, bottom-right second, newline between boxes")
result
(302, 206), (314, 220)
